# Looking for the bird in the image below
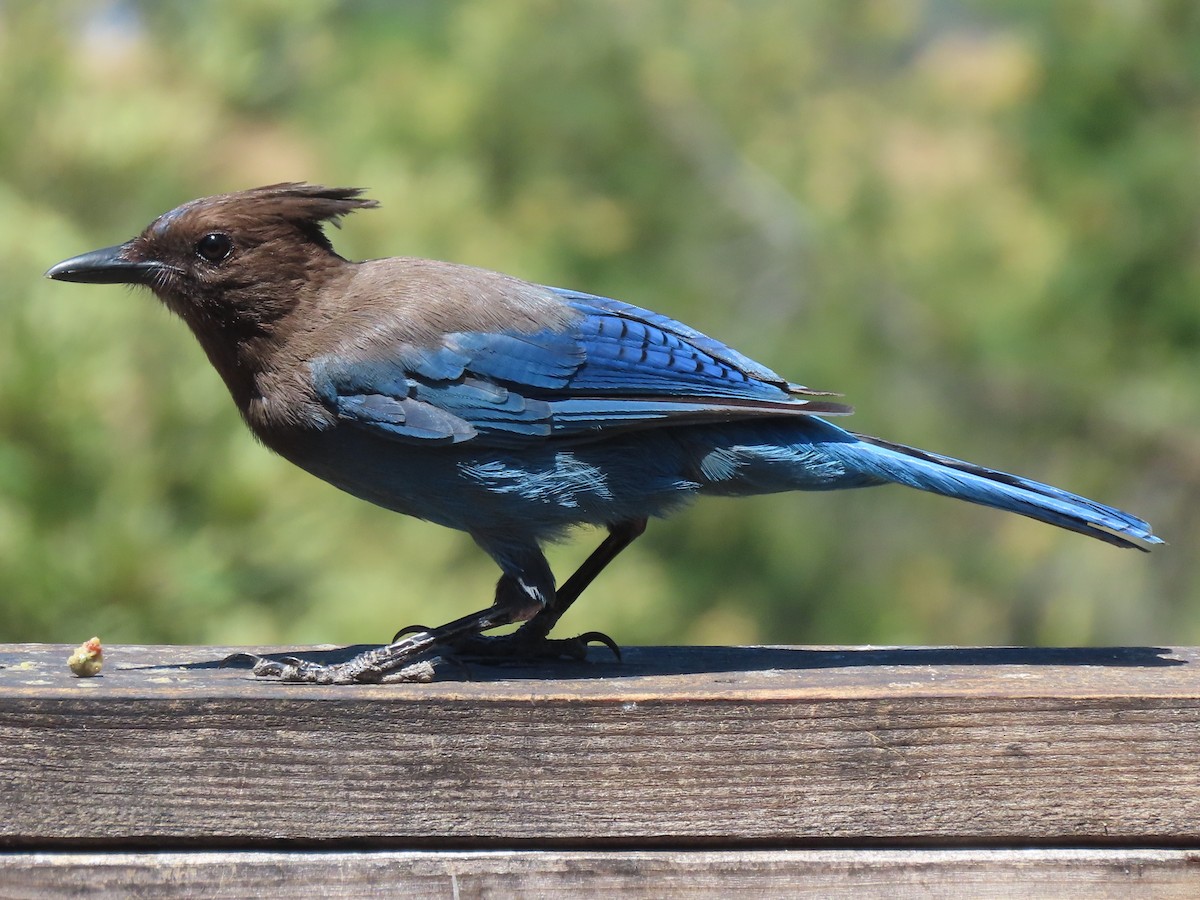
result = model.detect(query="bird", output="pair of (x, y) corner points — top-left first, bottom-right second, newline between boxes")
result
(46, 183), (1162, 683)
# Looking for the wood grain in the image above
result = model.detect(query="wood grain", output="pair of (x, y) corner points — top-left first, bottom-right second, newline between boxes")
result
(4, 850), (1200, 899)
(1, 643), (1198, 847)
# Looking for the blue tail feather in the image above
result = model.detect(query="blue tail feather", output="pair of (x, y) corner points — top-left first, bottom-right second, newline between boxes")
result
(842, 434), (1161, 550)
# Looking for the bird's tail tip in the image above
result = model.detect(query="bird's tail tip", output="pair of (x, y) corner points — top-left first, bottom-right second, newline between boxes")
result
(850, 433), (1163, 551)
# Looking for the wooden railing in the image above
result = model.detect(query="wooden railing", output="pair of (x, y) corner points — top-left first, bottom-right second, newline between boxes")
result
(3, 643), (1199, 896)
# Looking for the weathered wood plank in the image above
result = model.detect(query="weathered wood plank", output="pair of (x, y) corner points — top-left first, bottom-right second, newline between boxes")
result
(3, 850), (1199, 899)
(1, 643), (1198, 846)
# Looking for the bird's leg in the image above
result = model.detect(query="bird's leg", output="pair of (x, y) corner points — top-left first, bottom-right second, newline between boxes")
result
(445, 518), (648, 662)
(522, 517), (648, 640)
(242, 556), (551, 684)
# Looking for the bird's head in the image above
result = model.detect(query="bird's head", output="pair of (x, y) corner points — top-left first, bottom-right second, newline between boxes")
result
(46, 183), (378, 336)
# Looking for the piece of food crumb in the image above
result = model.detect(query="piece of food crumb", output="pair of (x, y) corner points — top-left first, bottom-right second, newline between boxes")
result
(68, 637), (103, 677)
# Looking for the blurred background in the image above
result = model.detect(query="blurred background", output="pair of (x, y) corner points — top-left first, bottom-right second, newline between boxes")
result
(1, 1), (1197, 649)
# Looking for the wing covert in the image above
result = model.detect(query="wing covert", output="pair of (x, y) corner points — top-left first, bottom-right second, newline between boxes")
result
(309, 290), (849, 447)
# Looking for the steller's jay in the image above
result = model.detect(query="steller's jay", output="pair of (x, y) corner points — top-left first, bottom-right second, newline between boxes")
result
(47, 184), (1161, 683)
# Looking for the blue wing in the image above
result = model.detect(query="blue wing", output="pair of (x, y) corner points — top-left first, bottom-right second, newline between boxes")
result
(310, 290), (850, 446)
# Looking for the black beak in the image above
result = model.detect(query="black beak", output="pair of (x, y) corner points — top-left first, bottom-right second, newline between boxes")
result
(45, 243), (165, 285)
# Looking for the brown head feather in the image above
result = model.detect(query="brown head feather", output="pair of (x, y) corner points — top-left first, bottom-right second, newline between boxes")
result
(144, 183), (378, 254)
(91, 185), (377, 413)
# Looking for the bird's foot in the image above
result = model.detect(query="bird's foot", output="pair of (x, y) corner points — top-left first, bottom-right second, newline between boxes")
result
(223, 640), (442, 684)
(226, 620), (621, 684)
(458, 630), (622, 664)
(393, 625), (622, 665)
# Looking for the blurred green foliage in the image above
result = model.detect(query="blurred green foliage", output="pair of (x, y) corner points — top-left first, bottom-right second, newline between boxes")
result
(0, 0), (1196, 648)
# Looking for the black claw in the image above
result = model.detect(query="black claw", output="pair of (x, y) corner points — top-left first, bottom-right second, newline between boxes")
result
(391, 624), (430, 643)
(576, 631), (623, 661)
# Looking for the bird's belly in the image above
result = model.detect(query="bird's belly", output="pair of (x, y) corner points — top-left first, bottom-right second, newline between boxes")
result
(264, 418), (864, 540)
(267, 427), (701, 539)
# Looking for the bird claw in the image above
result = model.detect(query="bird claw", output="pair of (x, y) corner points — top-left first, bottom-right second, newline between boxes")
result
(221, 649), (437, 684)
(216, 624), (620, 685)
(391, 624), (430, 643)
(450, 629), (622, 664)
(576, 631), (623, 662)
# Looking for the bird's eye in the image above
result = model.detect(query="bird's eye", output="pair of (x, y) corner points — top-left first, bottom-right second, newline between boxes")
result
(195, 232), (233, 264)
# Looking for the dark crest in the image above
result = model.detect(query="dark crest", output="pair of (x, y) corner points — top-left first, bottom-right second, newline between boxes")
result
(157, 183), (380, 252)
(231, 183), (378, 224)
(221, 183), (378, 233)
